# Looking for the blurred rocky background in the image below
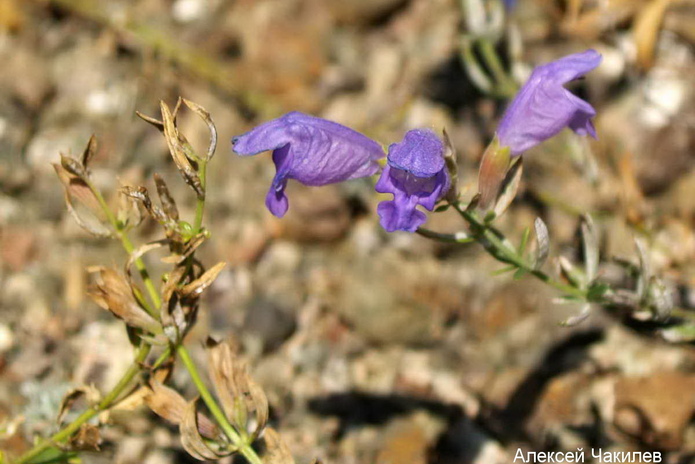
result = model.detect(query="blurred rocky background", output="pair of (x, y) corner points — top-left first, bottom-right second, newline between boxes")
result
(1, 0), (695, 463)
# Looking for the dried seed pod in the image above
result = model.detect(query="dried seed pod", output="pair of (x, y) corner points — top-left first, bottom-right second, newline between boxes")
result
(81, 134), (98, 169)
(180, 399), (227, 461)
(117, 189), (144, 231)
(477, 136), (511, 211)
(493, 157), (523, 219)
(154, 174), (179, 221)
(207, 339), (269, 439)
(121, 185), (179, 236)
(66, 424), (101, 452)
(182, 98), (217, 161)
(160, 101), (205, 199)
(144, 381), (188, 425)
(54, 163), (113, 238)
(57, 386), (101, 425)
(179, 262), (227, 298)
(88, 267), (160, 334)
(145, 382), (218, 439)
(135, 98), (183, 132)
(60, 153), (87, 178)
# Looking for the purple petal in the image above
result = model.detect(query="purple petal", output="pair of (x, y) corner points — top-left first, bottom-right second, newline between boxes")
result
(387, 129), (445, 177)
(496, 49), (602, 156)
(375, 132), (451, 233)
(265, 179), (289, 217)
(233, 112), (384, 185)
(377, 197), (427, 233)
(232, 112), (385, 217)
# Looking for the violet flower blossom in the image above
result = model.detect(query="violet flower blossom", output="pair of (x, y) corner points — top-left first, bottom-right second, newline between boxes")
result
(503, 0), (517, 10)
(376, 129), (450, 233)
(497, 49), (602, 156)
(232, 112), (384, 217)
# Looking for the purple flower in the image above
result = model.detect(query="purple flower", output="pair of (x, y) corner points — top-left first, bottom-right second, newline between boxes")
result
(232, 112), (384, 217)
(497, 49), (602, 156)
(375, 129), (450, 232)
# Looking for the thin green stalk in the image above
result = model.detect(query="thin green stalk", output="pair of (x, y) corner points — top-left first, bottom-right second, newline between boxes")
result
(477, 39), (517, 98)
(452, 203), (587, 300)
(176, 345), (263, 464)
(416, 227), (474, 244)
(15, 344), (152, 464)
(14, 180), (169, 463)
(85, 178), (161, 311)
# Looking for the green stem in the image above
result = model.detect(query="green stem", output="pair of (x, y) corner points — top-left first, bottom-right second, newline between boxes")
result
(452, 203), (587, 300)
(477, 39), (517, 98)
(176, 345), (263, 464)
(416, 227), (474, 244)
(85, 179), (161, 311)
(15, 344), (152, 464)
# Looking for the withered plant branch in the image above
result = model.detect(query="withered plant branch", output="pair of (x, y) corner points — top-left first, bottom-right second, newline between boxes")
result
(176, 345), (264, 464)
(451, 202), (589, 299)
(14, 344), (153, 464)
(193, 160), (207, 234)
(82, 176), (162, 312)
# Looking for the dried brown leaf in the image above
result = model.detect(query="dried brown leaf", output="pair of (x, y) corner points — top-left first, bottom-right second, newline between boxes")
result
(207, 339), (269, 438)
(180, 399), (223, 461)
(125, 241), (165, 279)
(134, 99), (183, 132)
(182, 98), (218, 161)
(64, 190), (113, 237)
(179, 262), (227, 298)
(60, 154), (87, 179)
(160, 231), (207, 264)
(121, 185), (173, 228)
(493, 157), (523, 218)
(160, 101), (204, 199)
(263, 427), (295, 464)
(54, 164), (113, 237)
(81, 134), (98, 169)
(634, 0), (673, 70)
(154, 173), (179, 221)
(246, 375), (269, 438)
(117, 189), (143, 231)
(207, 340), (241, 421)
(67, 424), (101, 451)
(89, 267), (160, 333)
(57, 386), (101, 425)
(161, 265), (188, 307)
(145, 381), (188, 424)
(136, 111), (165, 132)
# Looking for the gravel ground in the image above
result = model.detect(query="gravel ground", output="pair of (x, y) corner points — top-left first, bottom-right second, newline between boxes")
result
(1, 0), (695, 463)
